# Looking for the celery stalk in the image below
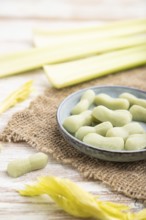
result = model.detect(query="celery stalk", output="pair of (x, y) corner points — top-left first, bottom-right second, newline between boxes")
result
(34, 21), (146, 47)
(34, 18), (146, 36)
(0, 35), (145, 78)
(44, 45), (146, 88)
(0, 81), (33, 114)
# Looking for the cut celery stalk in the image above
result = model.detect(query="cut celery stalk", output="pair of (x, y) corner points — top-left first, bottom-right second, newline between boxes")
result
(0, 35), (145, 78)
(44, 45), (146, 88)
(0, 81), (33, 114)
(34, 18), (146, 36)
(34, 21), (146, 47)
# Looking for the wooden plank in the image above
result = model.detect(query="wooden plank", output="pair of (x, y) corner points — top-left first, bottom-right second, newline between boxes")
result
(0, 0), (145, 20)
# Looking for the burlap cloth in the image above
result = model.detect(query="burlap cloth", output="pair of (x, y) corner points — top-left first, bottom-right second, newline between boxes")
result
(1, 68), (146, 201)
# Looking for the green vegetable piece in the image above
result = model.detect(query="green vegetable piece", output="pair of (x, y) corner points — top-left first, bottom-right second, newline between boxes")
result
(75, 121), (113, 141)
(129, 105), (146, 123)
(7, 152), (48, 178)
(7, 160), (31, 178)
(92, 105), (132, 126)
(106, 122), (145, 140)
(63, 110), (92, 133)
(83, 133), (124, 151)
(29, 153), (49, 171)
(125, 134), (146, 150)
(71, 90), (95, 115)
(119, 92), (146, 108)
(94, 93), (129, 110)
(124, 122), (145, 134)
(106, 127), (128, 140)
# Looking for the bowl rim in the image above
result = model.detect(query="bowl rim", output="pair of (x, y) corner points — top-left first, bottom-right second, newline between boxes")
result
(57, 85), (146, 155)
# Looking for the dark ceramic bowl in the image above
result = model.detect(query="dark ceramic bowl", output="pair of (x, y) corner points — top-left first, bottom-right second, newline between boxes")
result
(57, 85), (146, 162)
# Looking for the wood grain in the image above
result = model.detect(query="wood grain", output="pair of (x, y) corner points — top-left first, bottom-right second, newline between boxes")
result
(0, 0), (146, 20)
(0, 0), (146, 219)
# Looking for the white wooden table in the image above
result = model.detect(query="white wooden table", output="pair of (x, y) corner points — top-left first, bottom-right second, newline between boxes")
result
(0, 0), (145, 219)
